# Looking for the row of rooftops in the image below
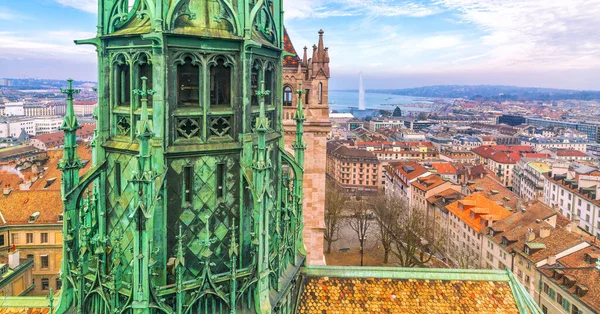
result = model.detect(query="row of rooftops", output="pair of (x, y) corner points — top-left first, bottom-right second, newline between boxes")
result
(0, 145), (92, 226)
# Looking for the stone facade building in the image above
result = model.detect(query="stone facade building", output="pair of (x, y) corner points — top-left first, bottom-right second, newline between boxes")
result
(282, 29), (331, 265)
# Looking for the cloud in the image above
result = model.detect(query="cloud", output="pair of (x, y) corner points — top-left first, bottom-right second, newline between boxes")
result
(437, 0), (600, 70)
(284, 0), (440, 20)
(0, 31), (97, 62)
(54, 0), (97, 14)
(0, 7), (27, 21)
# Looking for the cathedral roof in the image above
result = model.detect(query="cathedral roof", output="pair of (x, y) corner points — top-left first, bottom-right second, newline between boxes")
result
(298, 266), (542, 314)
(283, 28), (301, 68)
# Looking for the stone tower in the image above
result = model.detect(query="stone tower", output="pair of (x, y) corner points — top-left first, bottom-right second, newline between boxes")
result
(282, 29), (331, 265)
(58, 1), (307, 313)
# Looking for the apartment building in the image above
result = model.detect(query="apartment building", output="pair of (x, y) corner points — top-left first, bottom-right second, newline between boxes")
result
(520, 135), (590, 153)
(0, 190), (63, 295)
(543, 164), (600, 237)
(383, 161), (430, 206)
(411, 174), (460, 215)
(537, 246), (600, 314)
(444, 193), (512, 268)
(326, 141), (383, 194)
(513, 159), (552, 202)
(472, 145), (536, 188)
(513, 226), (590, 300)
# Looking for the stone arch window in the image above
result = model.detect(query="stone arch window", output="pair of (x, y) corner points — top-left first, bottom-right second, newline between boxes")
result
(113, 54), (130, 107)
(177, 57), (200, 107)
(318, 82), (323, 104)
(283, 86), (293, 106)
(251, 62), (261, 107)
(210, 57), (232, 107)
(137, 53), (152, 106)
(264, 66), (274, 105)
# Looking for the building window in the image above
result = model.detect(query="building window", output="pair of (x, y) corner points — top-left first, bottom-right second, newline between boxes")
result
(543, 283), (549, 294)
(216, 163), (225, 199)
(0, 234), (4, 246)
(11, 233), (18, 245)
(56, 278), (62, 291)
(561, 298), (571, 311)
(41, 255), (49, 269)
(542, 305), (548, 314)
(27, 254), (34, 260)
(115, 162), (122, 196)
(210, 58), (231, 106)
(183, 166), (193, 204)
(26, 233), (33, 244)
(264, 68), (274, 105)
(318, 82), (323, 104)
(177, 57), (200, 106)
(41, 233), (48, 244)
(115, 59), (131, 106)
(41, 278), (49, 290)
(305, 89), (310, 105)
(283, 86), (293, 106)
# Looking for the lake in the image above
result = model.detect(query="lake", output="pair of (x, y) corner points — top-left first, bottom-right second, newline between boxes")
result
(328, 90), (434, 113)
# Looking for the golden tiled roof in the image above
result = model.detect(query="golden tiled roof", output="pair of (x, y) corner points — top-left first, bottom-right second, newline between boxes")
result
(297, 276), (519, 314)
(0, 309), (49, 314)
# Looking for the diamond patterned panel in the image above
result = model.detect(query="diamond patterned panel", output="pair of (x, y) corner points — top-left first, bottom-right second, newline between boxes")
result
(166, 155), (240, 282)
(105, 152), (137, 283)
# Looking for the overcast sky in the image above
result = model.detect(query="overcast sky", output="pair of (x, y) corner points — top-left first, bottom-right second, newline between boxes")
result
(1, 0), (599, 90)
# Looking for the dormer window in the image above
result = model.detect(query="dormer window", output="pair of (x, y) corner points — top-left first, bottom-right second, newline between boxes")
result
(489, 229), (495, 237)
(502, 237), (508, 246)
(57, 214), (63, 222)
(524, 246), (530, 255)
(28, 212), (40, 223)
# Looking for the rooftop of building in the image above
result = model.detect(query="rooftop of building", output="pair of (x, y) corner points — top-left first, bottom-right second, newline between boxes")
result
(446, 193), (513, 233)
(298, 266), (540, 314)
(429, 162), (457, 175)
(388, 161), (428, 182)
(487, 202), (566, 251)
(0, 145), (44, 161)
(30, 123), (95, 147)
(427, 188), (465, 208)
(411, 174), (450, 192)
(517, 226), (592, 264)
(538, 246), (600, 312)
(465, 175), (520, 210)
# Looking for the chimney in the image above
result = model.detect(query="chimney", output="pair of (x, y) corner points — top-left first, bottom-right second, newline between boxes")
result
(3, 184), (12, 196)
(526, 230), (535, 242)
(540, 227), (551, 239)
(8, 250), (20, 269)
(19, 178), (31, 191)
(547, 255), (557, 266)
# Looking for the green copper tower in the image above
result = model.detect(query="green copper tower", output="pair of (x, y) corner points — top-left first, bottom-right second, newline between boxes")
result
(58, 1), (306, 313)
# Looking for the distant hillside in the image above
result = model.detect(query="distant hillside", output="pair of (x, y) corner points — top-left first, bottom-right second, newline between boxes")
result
(369, 85), (600, 101)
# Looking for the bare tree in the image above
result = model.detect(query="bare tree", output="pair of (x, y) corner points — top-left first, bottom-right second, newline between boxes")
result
(372, 193), (403, 264)
(449, 245), (480, 269)
(324, 182), (346, 254)
(384, 202), (446, 268)
(347, 198), (372, 266)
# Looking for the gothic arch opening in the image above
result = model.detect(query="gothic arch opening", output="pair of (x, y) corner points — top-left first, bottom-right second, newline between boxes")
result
(210, 57), (232, 107)
(178, 57), (200, 107)
(283, 86), (293, 107)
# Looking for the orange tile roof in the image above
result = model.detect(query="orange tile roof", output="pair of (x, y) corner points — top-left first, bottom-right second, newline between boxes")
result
(446, 193), (512, 233)
(539, 246), (600, 312)
(0, 190), (63, 225)
(466, 176), (519, 210)
(297, 276), (519, 313)
(390, 161), (428, 181)
(411, 174), (448, 192)
(430, 162), (457, 175)
(31, 124), (95, 147)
